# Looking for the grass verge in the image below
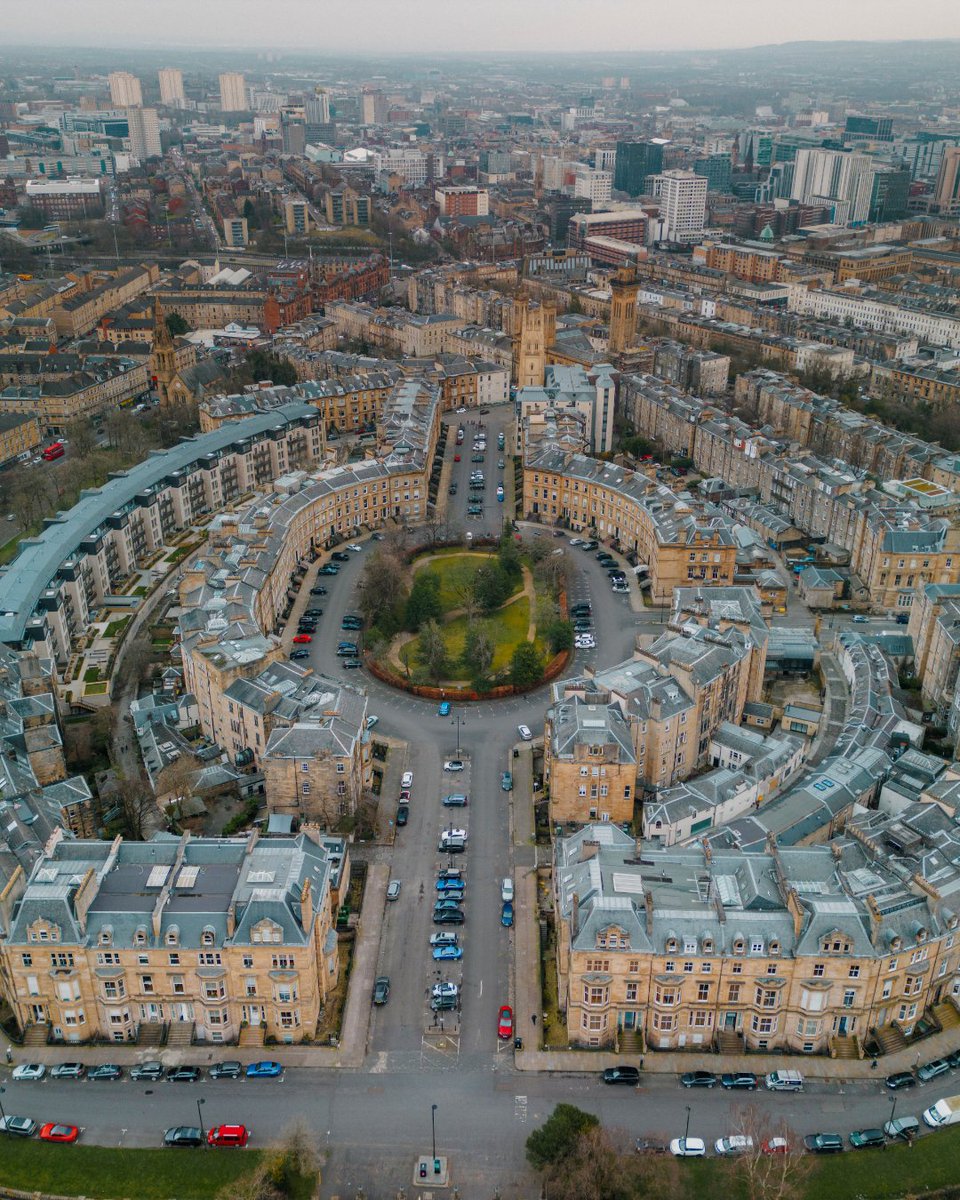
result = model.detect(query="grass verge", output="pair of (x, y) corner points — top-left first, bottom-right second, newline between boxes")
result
(0, 1140), (284, 1200)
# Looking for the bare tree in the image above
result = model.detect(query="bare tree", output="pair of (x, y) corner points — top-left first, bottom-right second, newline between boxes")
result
(116, 773), (158, 841)
(418, 618), (448, 682)
(730, 1104), (812, 1200)
(156, 752), (203, 819)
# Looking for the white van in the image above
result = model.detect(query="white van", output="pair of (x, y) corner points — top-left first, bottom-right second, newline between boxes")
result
(765, 1070), (804, 1092)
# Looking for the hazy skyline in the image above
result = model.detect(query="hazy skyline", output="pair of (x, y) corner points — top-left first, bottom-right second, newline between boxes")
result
(10, 0), (960, 54)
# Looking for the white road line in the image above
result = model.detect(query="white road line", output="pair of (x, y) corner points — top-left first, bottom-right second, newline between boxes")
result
(478, 978), (483, 998)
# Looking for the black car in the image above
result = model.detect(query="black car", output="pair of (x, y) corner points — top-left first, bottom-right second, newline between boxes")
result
(885, 1071), (917, 1090)
(720, 1072), (758, 1090)
(131, 1061), (164, 1082)
(433, 908), (465, 925)
(849, 1128), (886, 1149)
(570, 604), (592, 616)
(304, 607), (324, 616)
(88, 1064), (123, 1081)
(290, 649), (309, 660)
(681, 1070), (718, 1089)
(602, 1066), (640, 1085)
(431, 995), (458, 1012)
(804, 1133), (843, 1154)
(297, 622), (316, 632)
(343, 659), (362, 669)
(310, 586), (327, 595)
(167, 1066), (202, 1082)
(373, 976), (390, 1005)
(396, 804), (409, 826)
(209, 1061), (243, 1080)
(163, 1126), (204, 1148)
(331, 551), (350, 562)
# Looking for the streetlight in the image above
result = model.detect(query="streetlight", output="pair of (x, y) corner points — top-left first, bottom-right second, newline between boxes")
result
(196, 1096), (205, 1136)
(889, 1092), (898, 1129)
(431, 1102), (439, 1172)
(683, 1104), (691, 1150)
(450, 711), (465, 756)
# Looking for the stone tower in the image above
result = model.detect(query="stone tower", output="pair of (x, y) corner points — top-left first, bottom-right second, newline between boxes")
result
(608, 262), (639, 355)
(511, 298), (556, 387)
(151, 299), (178, 406)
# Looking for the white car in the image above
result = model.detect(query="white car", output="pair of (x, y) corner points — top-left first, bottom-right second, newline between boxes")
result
(443, 759), (465, 772)
(575, 637), (596, 648)
(569, 537), (583, 546)
(517, 724), (533, 741)
(501, 877), (514, 903)
(401, 771), (414, 789)
(670, 1137), (706, 1158)
(366, 715), (379, 730)
(347, 543), (363, 552)
(715, 1135), (754, 1156)
(11, 1063), (45, 1081)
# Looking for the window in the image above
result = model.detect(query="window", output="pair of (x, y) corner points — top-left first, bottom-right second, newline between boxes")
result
(697, 983), (710, 1001)
(731, 962), (743, 975)
(168, 953), (180, 966)
(198, 953), (222, 966)
(628, 960), (639, 974)
(727, 984), (741, 1003)
(583, 985), (607, 1006)
(813, 963), (825, 977)
(848, 965), (861, 979)
(751, 939), (764, 954)
(683, 961), (694, 973)
(20, 953), (32, 967)
(242, 955), (253, 968)
(756, 988), (778, 1009)
(140, 975), (154, 994)
(172, 976), (185, 995)
(625, 983), (638, 1002)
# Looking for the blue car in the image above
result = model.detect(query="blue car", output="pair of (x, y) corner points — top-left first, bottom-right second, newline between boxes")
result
(246, 1060), (283, 1078)
(501, 902), (514, 927)
(436, 878), (466, 893)
(438, 701), (451, 716)
(432, 944), (464, 961)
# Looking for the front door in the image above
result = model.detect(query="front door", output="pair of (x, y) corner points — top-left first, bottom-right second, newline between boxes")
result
(623, 1012), (635, 1030)
(837, 1016), (849, 1036)
(30, 1003), (46, 1023)
(724, 1011), (737, 1030)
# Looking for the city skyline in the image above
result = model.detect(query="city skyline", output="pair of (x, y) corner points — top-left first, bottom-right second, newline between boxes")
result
(9, 0), (960, 53)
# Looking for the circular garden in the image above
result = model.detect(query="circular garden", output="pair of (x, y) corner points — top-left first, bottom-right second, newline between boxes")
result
(359, 534), (574, 697)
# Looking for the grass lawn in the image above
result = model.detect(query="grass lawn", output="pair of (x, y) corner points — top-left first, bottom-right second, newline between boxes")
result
(84, 681), (109, 695)
(673, 1124), (960, 1200)
(413, 550), (517, 613)
(0, 1140), (309, 1200)
(83, 666), (101, 682)
(104, 617), (131, 638)
(434, 594), (533, 673)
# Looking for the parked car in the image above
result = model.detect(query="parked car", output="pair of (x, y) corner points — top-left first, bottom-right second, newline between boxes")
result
(432, 982), (459, 999)
(501, 877), (514, 902)
(681, 1070), (718, 1089)
(163, 1126), (204, 1148)
(209, 1061), (243, 1080)
(442, 793), (468, 806)
(917, 1058), (950, 1082)
(245, 1061), (283, 1078)
(434, 899), (463, 913)
(852, 614), (869, 623)
(433, 909), (465, 925)
(372, 976), (390, 1005)
(849, 1128), (885, 1149)
(396, 804), (409, 826)
(331, 551), (350, 562)
(431, 995), (458, 1012)
(39, 1123), (79, 1143)
(292, 634), (312, 644)
(347, 544), (362, 552)
(433, 944), (463, 961)
(443, 760), (465, 772)
(430, 931), (459, 946)
(438, 701), (451, 716)
(602, 1065), (640, 1085)
(497, 1005), (514, 1040)
(88, 1064), (123, 1081)
(401, 771), (414, 788)
(304, 607), (324, 616)
(310, 586), (327, 595)
(51, 1063), (85, 1080)
(318, 564), (339, 575)
(290, 649), (309, 660)
(715, 1135), (754, 1156)
(762, 1138), (790, 1155)
(130, 1061), (164, 1082)
(501, 902), (514, 927)
(342, 659), (362, 669)
(501, 771), (513, 791)
(804, 1133), (843, 1154)
(885, 1071), (917, 1090)
(517, 724), (533, 741)
(884, 1115), (920, 1141)
(720, 1072), (758, 1090)
(0, 1116), (38, 1137)
(386, 879), (402, 901)
(207, 1124), (250, 1148)
(167, 1066), (202, 1082)
(670, 1138), (706, 1158)
(11, 1063), (45, 1081)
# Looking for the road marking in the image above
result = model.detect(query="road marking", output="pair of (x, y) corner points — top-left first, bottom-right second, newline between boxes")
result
(478, 978), (483, 997)
(515, 1095), (528, 1123)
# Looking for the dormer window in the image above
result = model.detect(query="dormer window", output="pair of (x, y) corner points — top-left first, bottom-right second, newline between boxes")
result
(665, 937), (678, 954)
(134, 928), (147, 947)
(769, 940), (780, 956)
(98, 929), (112, 946)
(166, 928), (179, 947)
(702, 937), (714, 955)
(733, 939), (745, 956)
(202, 929), (215, 947)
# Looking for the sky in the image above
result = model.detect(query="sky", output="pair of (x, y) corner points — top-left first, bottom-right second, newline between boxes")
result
(10, 0), (960, 54)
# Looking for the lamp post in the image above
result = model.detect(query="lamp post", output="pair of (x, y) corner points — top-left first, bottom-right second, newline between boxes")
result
(683, 1104), (691, 1150)
(450, 712), (465, 756)
(196, 1096), (205, 1136)
(889, 1092), (898, 1130)
(431, 1102), (438, 1167)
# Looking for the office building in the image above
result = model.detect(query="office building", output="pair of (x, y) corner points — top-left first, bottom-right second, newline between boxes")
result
(24, 178), (104, 220)
(790, 147), (877, 225)
(573, 164), (613, 208)
(650, 171), (707, 244)
(434, 186), (489, 217)
(694, 153), (732, 193)
(218, 72), (247, 113)
(157, 67), (185, 107)
(284, 198), (309, 236)
(126, 106), (162, 160)
(845, 114), (893, 142)
(223, 215), (249, 247)
(933, 147), (960, 216)
(869, 165), (911, 222)
(613, 140), (664, 196)
(306, 88), (330, 124)
(108, 71), (142, 108)
(324, 186), (370, 226)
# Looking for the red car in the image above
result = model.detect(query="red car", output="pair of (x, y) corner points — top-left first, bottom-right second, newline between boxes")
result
(207, 1124), (250, 1148)
(454, 454), (461, 462)
(292, 634), (312, 644)
(497, 1004), (514, 1040)
(39, 1123), (79, 1143)
(761, 1138), (790, 1155)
